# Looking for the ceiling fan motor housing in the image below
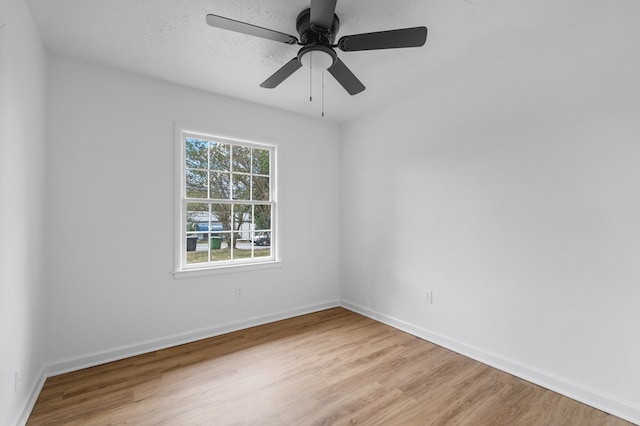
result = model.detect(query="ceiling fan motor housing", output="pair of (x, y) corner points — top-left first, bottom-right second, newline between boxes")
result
(296, 8), (340, 45)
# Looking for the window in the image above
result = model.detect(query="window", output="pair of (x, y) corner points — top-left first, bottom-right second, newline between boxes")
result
(175, 126), (276, 273)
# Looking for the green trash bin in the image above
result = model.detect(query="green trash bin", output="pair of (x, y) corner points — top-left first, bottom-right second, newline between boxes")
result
(210, 236), (222, 249)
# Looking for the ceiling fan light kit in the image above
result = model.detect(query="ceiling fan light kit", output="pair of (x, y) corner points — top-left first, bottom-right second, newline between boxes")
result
(299, 46), (335, 71)
(206, 0), (427, 105)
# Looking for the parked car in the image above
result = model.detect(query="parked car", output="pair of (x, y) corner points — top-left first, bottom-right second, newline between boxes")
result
(253, 234), (270, 246)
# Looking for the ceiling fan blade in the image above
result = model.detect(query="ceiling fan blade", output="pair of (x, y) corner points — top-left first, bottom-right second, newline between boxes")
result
(260, 58), (303, 89)
(310, 0), (337, 30)
(206, 14), (298, 45)
(327, 58), (365, 95)
(338, 26), (427, 52)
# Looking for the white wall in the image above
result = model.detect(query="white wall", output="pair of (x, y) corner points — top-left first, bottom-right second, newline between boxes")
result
(44, 55), (341, 367)
(340, 2), (640, 423)
(0, 1), (47, 424)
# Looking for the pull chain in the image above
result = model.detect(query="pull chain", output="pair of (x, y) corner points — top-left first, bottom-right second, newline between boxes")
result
(322, 70), (325, 118)
(309, 52), (313, 102)
(306, 52), (327, 117)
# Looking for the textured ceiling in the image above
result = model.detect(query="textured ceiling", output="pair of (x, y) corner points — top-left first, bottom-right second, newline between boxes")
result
(25, 0), (616, 122)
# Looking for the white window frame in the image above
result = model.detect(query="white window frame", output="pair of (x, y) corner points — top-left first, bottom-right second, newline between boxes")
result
(173, 123), (279, 277)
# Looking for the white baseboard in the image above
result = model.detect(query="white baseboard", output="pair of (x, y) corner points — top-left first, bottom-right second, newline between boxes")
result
(340, 300), (640, 425)
(13, 366), (46, 426)
(45, 300), (340, 377)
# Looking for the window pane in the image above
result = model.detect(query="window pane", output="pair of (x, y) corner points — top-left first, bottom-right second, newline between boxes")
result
(254, 205), (271, 230)
(252, 148), (270, 175)
(186, 233), (209, 264)
(233, 204), (252, 232)
(232, 174), (250, 200)
(253, 232), (271, 258)
(186, 203), (209, 232)
(252, 176), (269, 201)
(226, 205), (249, 260)
(210, 172), (230, 199)
(209, 231), (230, 261)
(186, 169), (208, 198)
(232, 145), (251, 173)
(216, 232), (232, 254)
(209, 231), (231, 256)
(185, 138), (208, 169)
(211, 204), (232, 231)
(210, 247), (231, 262)
(210, 142), (230, 171)
(233, 238), (254, 260)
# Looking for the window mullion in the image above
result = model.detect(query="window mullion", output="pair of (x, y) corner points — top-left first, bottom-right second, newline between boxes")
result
(184, 198), (274, 206)
(230, 203), (235, 261)
(207, 140), (211, 200)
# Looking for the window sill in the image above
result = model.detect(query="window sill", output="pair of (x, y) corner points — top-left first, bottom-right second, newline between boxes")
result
(172, 260), (283, 279)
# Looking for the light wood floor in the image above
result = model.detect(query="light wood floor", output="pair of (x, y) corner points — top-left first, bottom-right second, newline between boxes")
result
(28, 308), (631, 425)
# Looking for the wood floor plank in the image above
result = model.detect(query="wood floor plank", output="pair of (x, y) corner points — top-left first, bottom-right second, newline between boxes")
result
(27, 308), (633, 425)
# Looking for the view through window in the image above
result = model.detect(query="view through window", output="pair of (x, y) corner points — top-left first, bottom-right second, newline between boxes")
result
(179, 130), (275, 270)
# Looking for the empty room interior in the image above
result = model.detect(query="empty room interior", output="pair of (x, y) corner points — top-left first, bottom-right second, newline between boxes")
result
(1, 0), (639, 424)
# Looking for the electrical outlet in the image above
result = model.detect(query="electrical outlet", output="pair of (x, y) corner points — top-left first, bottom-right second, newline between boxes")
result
(235, 287), (244, 299)
(424, 290), (433, 304)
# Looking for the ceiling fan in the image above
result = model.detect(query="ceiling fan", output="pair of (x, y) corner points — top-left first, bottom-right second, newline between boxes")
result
(206, 0), (427, 96)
